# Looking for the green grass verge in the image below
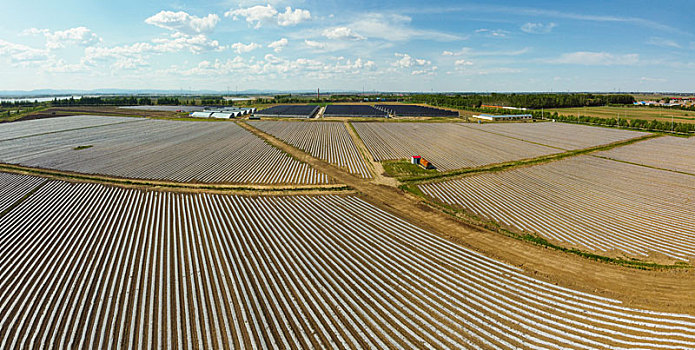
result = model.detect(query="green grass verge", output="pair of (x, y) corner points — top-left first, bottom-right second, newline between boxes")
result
(0, 164), (351, 193)
(73, 145), (93, 150)
(400, 183), (691, 270)
(0, 106), (49, 122)
(383, 160), (438, 177)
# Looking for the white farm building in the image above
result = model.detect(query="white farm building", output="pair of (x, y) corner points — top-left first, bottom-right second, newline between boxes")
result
(190, 107), (257, 119)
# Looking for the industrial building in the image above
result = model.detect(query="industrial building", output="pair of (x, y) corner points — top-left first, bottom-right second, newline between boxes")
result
(474, 114), (533, 121)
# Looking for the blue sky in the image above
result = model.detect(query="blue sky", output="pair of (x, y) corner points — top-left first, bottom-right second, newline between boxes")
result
(0, 0), (693, 92)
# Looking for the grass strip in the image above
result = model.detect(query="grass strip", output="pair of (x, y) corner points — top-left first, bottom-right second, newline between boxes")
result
(0, 163), (351, 194)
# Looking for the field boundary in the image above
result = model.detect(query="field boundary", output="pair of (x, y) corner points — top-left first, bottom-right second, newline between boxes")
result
(0, 163), (353, 195)
(398, 133), (661, 184)
(399, 183), (691, 270)
(0, 178), (48, 218)
(593, 154), (695, 177)
(0, 118), (144, 142)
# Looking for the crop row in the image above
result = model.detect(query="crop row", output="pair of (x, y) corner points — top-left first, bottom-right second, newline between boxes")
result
(0, 172), (45, 213)
(0, 116), (328, 184)
(0, 115), (138, 142)
(420, 155), (695, 260)
(463, 122), (646, 150)
(353, 122), (559, 171)
(250, 121), (373, 178)
(597, 135), (695, 175)
(1, 178), (694, 349)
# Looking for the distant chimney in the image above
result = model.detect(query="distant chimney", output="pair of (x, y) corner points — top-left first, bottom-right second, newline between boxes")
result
(317, 88), (320, 100)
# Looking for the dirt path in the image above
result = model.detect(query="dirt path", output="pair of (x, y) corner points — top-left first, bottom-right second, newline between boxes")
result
(342, 121), (400, 187)
(0, 163), (352, 196)
(239, 120), (695, 314)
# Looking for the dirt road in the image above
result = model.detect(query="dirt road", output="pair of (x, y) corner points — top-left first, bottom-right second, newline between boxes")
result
(239, 120), (695, 314)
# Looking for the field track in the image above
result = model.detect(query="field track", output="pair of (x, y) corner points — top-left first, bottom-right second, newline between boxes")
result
(249, 121), (373, 178)
(420, 155), (695, 261)
(0, 116), (328, 184)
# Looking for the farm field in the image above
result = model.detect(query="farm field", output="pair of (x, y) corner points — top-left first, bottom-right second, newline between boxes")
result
(0, 116), (328, 184)
(249, 121), (372, 178)
(374, 104), (459, 117)
(2, 178), (695, 349)
(324, 105), (388, 118)
(463, 122), (646, 150)
(353, 122), (561, 171)
(597, 135), (695, 175)
(420, 155), (695, 261)
(0, 172), (46, 212)
(0, 115), (139, 141)
(546, 106), (695, 124)
(255, 105), (319, 118)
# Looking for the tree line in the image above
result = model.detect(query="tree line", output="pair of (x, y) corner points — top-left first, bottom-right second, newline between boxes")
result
(531, 110), (695, 134)
(406, 93), (636, 109)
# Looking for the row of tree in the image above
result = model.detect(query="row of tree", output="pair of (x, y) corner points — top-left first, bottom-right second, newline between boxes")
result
(407, 93), (636, 109)
(529, 110), (695, 134)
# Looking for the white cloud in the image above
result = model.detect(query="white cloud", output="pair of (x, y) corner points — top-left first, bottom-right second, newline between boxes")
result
(225, 5), (278, 28)
(349, 13), (462, 41)
(23, 26), (101, 49)
(412, 66), (438, 76)
(177, 54), (376, 79)
(145, 11), (220, 34)
(277, 7), (311, 26)
(304, 40), (326, 50)
(231, 42), (261, 54)
(268, 38), (288, 52)
(392, 53), (431, 68)
(322, 27), (365, 40)
(646, 37), (681, 49)
(455, 59), (473, 66)
(550, 51), (640, 65)
(640, 76), (667, 83)
(442, 47), (530, 57)
(0, 39), (50, 63)
(475, 28), (510, 38)
(151, 33), (225, 54)
(521, 22), (556, 34)
(82, 32), (224, 70)
(226, 4), (310, 28)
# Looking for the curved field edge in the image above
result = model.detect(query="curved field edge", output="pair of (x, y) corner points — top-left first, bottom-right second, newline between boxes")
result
(0, 164), (352, 195)
(399, 183), (691, 270)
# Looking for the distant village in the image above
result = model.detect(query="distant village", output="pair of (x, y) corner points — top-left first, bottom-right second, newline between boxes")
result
(634, 97), (694, 107)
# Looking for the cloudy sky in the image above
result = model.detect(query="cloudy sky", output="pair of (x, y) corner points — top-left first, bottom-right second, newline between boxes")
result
(0, 0), (693, 92)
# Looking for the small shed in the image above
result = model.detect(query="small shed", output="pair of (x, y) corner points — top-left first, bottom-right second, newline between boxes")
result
(420, 158), (435, 169)
(411, 156), (421, 165)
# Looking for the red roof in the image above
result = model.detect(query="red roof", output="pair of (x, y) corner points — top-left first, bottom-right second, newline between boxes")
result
(411, 155), (421, 159)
